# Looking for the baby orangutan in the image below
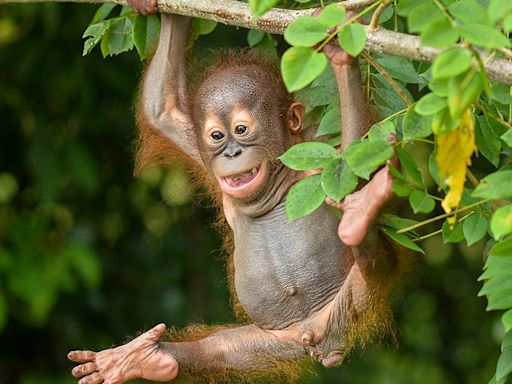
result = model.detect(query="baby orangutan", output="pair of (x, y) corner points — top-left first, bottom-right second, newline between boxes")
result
(68, 5), (399, 384)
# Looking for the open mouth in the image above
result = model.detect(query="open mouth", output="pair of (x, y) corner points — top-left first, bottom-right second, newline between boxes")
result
(223, 166), (260, 188)
(219, 162), (266, 198)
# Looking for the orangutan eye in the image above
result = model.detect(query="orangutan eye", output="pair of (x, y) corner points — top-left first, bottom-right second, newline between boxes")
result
(211, 131), (224, 141)
(234, 125), (247, 135)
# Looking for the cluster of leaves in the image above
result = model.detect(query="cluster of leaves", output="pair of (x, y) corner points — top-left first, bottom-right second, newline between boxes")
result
(281, 3), (368, 91)
(276, 1), (512, 382)
(82, 4), (216, 59)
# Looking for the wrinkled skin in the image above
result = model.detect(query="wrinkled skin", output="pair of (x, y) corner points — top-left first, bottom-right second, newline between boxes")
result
(68, 7), (398, 384)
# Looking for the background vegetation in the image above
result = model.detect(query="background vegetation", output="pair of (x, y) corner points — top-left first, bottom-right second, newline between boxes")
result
(0, 1), (508, 383)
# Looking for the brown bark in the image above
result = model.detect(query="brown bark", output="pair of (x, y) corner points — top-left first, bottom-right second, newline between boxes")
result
(1, 0), (511, 85)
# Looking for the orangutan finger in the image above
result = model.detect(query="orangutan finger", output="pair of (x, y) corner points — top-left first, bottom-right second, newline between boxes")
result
(68, 350), (97, 363)
(72, 362), (98, 378)
(78, 372), (104, 384)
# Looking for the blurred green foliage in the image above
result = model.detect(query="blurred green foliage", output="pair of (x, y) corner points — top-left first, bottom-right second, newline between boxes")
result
(0, 3), (504, 384)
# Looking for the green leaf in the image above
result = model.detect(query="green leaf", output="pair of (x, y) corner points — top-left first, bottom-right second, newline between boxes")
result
(298, 67), (338, 110)
(91, 3), (117, 24)
(448, 71), (483, 119)
(247, 30), (265, 47)
(463, 214), (489, 246)
(403, 107), (432, 140)
(432, 107), (460, 134)
(396, 0), (429, 16)
(284, 16), (327, 47)
(491, 83), (512, 105)
(429, 78), (450, 97)
(119, 5), (132, 16)
(473, 170), (512, 200)
(101, 17), (134, 57)
(448, 0), (491, 25)
(192, 18), (217, 36)
(459, 23), (510, 49)
(392, 178), (414, 197)
(382, 227), (425, 254)
(489, 0), (512, 22)
(381, 214), (419, 233)
(409, 189), (435, 214)
(82, 20), (110, 56)
(490, 238), (512, 257)
(503, 311), (512, 333)
(285, 174), (326, 221)
(281, 47), (328, 92)
(407, 2), (444, 33)
(421, 19), (459, 48)
(368, 120), (396, 143)
(491, 205), (512, 240)
(337, 23), (367, 57)
(476, 116), (501, 167)
(505, 14), (512, 32)
(326, 134), (341, 146)
(497, 347), (512, 381)
(343, 139), (394, 180)
(133, 15), (160, 60)
(432, 47), (473, 80)
(397, 149), (423, 187)
(373, 88), (408, 114)
(375, 55), (420, 84)
(415, 93), (447, 116)
(316, 105), (340, 136)
(249, 0), (278, 17)
(481, 274), (512, 300)
(429, 150), (441, 185)
(501, 129), (512, 147)
(442, 220), (465, 244)
(479, 255), (512, 281)
(319, 3), (346, 28)
(489, 375), (508, 384)
(279, 142), (338, 171)
(321, 159), (358, 202)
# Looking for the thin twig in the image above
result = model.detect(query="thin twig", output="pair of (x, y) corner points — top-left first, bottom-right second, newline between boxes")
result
(397, 199), (490, 234)
(362, 50), (413, 107)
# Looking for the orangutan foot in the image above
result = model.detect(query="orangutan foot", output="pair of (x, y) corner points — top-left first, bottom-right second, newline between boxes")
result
(327, 165), (394, 247)
(68, 323), (178, 384)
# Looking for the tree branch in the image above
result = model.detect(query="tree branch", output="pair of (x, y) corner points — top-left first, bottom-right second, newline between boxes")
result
(2, 0), (512, 85)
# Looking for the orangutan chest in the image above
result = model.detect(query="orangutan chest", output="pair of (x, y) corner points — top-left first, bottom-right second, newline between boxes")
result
(232, 201), (348, 329)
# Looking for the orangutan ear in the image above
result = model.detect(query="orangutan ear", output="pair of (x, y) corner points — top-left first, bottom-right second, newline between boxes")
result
(287, 103), (305, 134)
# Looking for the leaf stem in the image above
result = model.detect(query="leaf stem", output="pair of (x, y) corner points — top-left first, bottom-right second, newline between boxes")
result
(397, 199), (490, 234)
(432, 0), (455, 26)
(412, 211), (473, 242)
(412, 228), (442, 242)
(413, 138), (435, 144)
(427, 193), (443, 202)
(369, 0), (390, 31)
(476, 101), (512, 129)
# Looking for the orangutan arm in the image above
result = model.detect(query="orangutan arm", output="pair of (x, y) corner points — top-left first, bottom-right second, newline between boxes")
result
(141, 14), (204, 167)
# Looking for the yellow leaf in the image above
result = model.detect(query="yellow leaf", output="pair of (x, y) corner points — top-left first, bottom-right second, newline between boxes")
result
(436, 109), (476, 216)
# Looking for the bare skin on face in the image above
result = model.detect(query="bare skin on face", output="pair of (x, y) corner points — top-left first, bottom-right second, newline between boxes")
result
(68, 7), (399, 384)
